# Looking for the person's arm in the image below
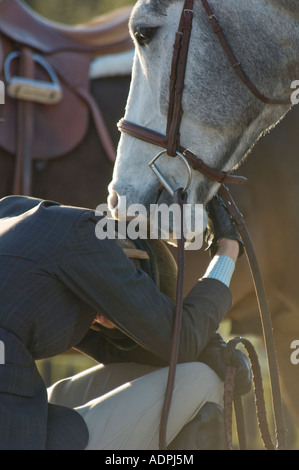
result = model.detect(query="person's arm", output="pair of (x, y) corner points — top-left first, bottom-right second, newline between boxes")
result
(58, 192), (243, 365)
(90, 238), (239, 332)
(213, 238), (239, 262)
(76, 200), (251, 395)
(76, 328), (168, 367)
(203, 239), (239, 287)
(203, 193), (244, 288)
(56, 213), (232, 364)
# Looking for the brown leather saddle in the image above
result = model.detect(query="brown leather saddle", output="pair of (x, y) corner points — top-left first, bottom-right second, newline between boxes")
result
(0, 0), (133, 195)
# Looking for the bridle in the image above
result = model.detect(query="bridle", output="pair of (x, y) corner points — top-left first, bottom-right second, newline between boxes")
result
(118, 0), (291, 194)
(118, 0), (291, 450)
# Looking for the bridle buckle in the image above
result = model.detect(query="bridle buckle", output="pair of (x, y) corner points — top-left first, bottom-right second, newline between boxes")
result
(149, 150), (192, 197)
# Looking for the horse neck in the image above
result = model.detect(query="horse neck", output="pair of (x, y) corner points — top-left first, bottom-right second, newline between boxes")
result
(222, 0), (299, 93)
(272, 0), (299, 18)
(264, 0), (299, 69)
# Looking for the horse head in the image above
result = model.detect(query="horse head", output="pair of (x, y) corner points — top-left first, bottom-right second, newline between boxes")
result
(109, 0), (299, 243)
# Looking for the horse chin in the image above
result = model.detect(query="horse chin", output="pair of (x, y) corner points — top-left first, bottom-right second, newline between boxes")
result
(107, 185), (208, 250)
(150, 188), (208, 250)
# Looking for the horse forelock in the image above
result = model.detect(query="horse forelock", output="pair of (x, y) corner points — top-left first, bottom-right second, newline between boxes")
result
(148, 0), (181, 14)
(130, 0), (181, 18)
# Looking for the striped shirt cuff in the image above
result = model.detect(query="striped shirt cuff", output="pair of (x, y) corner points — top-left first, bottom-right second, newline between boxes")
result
(203, 255), (236, 288)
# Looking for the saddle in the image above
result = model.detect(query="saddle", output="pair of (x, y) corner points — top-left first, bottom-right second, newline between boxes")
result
(0, 0), (134, 195)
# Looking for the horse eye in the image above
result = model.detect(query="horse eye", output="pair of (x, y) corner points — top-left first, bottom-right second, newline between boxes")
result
(134, 26), (157, 46)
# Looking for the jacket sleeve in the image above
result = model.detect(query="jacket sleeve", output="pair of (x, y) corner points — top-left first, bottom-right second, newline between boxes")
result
(57, 213), (233, 364)
(75, 329), (168, 367)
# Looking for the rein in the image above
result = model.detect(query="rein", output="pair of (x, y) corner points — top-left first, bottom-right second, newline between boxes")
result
(219, 185), (287, 450)
(118, 0), (291, 450)
(159, 183), (288, 451)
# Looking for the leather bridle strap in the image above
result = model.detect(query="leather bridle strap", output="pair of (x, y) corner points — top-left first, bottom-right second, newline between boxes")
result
(118, 0), (291, 178)
(159, 188), (187, 450)
(219, 184), (287, 450)
(118, 118), (247, 185)
(200, 0), (291, 106)
(166, 0), (194, 156)
(118, 0), (251, 185)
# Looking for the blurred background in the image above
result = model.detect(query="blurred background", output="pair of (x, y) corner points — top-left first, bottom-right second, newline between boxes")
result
(22, 0), (298, 450)
(25, 0), (134, 24)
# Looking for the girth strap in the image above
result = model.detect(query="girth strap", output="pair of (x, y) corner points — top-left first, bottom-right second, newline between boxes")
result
(13, 47), (34, 195)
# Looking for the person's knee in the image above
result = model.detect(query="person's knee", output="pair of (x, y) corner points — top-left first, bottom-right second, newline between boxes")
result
(175, 362), (224, 406)
(176, 361), (222, 388)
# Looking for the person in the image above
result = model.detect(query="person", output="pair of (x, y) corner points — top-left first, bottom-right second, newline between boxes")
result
(0, 194), (251, 450)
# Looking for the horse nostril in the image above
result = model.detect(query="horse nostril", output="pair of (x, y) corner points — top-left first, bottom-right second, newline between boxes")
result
(108, 192), (119, 210)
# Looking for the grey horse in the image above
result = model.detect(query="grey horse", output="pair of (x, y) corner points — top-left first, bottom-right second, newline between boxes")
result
(108, 0), (299, 427)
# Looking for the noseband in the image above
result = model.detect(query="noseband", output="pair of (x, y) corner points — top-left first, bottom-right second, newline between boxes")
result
(118, 0), (291, 191)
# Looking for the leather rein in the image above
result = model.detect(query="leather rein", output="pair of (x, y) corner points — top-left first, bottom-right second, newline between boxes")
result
(118, 0), (290, 450)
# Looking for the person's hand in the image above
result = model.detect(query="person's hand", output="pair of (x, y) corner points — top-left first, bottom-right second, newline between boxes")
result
(198, 334), (252, 396)
(215, 238), (240, 263)
(205, 194), (244, 258)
